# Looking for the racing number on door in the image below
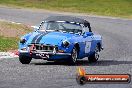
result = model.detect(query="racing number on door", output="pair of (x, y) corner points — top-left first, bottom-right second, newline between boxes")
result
(85, 41), (91, 53)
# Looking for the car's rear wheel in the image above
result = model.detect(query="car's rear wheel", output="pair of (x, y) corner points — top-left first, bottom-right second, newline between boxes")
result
(88, 45), (100, 62)
(19, 55), (32, 64)
(69, 47), (78, 65)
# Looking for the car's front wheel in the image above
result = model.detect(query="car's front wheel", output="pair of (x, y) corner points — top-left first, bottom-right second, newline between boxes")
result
(69, 47), (78, 65)
(19, 55), (32, 64)
(88, 45), (100, 62)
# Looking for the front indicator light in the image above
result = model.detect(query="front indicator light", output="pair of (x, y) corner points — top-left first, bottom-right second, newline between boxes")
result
(58, 50), (64, 53)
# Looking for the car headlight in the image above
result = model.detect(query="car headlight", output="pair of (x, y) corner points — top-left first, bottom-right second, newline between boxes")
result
(20, 38), (26, 44)
(62, 40), (70, 47)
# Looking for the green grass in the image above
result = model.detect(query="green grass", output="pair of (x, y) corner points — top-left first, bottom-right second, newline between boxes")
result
(0, 37), (19, 51)
(0, 0), (132, 18)
(0, 21), (32, 51)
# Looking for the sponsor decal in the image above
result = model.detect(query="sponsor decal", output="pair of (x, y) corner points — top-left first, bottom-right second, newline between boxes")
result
(36, 53), (49, 59)
(76, 67), (131, 85)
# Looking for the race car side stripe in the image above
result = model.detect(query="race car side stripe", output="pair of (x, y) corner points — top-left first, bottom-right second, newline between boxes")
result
(35, 32), (49, 43)
(31, 34), (41, 43)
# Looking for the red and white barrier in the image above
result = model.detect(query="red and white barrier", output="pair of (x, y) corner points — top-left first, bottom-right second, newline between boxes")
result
(0, 52), (19, 59)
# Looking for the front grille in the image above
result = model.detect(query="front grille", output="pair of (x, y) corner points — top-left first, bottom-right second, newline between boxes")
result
(28, 44), (56, 52)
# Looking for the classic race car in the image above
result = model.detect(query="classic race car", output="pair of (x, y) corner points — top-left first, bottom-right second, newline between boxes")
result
(18, 16), (103, 64)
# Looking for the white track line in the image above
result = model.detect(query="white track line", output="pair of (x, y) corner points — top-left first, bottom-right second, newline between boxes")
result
(11, 21), (22, 25)
(28, 25), (38, 29)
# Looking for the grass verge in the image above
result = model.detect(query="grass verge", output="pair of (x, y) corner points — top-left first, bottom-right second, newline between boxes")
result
(0, 0), (132, 18)
(0, 37), (19, 52)
(0, 21), (32, 51)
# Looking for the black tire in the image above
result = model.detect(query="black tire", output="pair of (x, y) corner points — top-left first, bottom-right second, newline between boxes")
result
(19, 55), (32, 64)
(76, 76), (87, 85)
(88, 45), (100, 62)
(69, 47), (78, 65)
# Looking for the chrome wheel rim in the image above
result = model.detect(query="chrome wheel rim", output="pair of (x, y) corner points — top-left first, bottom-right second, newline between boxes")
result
(72, 48), (77, 62)
(95, 47), (99, 60)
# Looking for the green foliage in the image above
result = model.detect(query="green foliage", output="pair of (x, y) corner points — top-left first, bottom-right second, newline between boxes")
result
(0, 0), (132, 18)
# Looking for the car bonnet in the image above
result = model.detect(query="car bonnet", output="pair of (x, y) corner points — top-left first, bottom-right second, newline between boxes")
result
(27, 32), (74, 46)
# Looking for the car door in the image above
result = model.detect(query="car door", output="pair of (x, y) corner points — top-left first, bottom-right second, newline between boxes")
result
(82, 27), (93, 55)
(84, 34), (93, 54)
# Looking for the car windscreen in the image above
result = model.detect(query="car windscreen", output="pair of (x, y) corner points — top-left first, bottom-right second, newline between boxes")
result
(39, 21), (82, 34)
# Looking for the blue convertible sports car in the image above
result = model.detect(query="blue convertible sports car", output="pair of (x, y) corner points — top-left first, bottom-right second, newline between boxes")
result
(19, 16), (103, 64)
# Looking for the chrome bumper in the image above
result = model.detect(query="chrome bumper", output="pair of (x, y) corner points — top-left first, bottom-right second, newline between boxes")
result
(19, 50), (71, 55)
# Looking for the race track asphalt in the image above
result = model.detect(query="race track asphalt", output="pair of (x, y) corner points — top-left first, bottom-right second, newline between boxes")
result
(0, 6), (132, 88)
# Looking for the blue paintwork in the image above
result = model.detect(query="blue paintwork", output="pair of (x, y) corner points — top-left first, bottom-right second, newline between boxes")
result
(19, 24), (103, 61)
